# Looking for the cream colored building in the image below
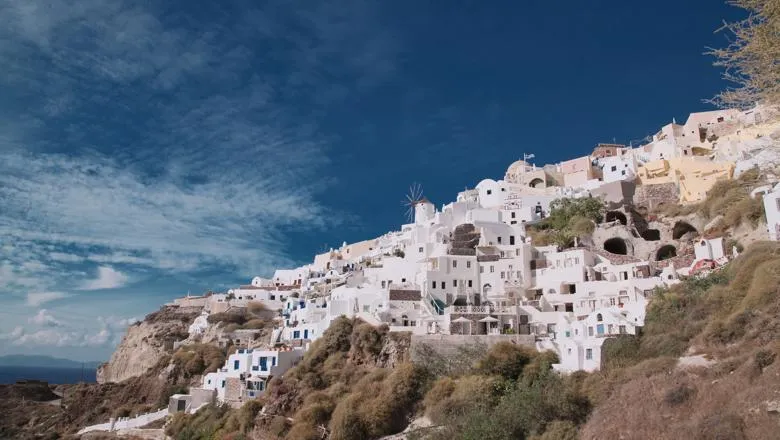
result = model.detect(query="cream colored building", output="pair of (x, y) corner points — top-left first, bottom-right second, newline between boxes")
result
(636, 157), (735, 203)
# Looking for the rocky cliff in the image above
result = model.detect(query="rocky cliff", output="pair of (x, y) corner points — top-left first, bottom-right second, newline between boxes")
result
(97, 305), (201, 384)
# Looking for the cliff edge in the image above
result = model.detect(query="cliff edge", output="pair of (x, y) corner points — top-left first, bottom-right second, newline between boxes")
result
(97, 305), (201, 384)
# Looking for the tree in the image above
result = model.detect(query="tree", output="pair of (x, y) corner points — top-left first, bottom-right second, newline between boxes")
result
(707, 0), (780, 108)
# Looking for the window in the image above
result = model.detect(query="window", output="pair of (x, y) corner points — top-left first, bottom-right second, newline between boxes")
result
(500, 251), (505, 257)
(609, 297), (616, 306)
(586, 349), (593, 360)
(234, 360), (240, 370)
(511, 212), (516, 218)
(509, 235), (515, 245)
(497, 236), (502, 244)
(381, 281), (386, 288)
(453, 260), (458, 268)
(517, 271), (521, 278)
(490, 266), (495, 273)
(466, 261), (471, 269)
(468, 280), (473, 287)
(293, 330), (300, 339)
(611, 165), (617, 172)
(608, 324), (614, 334)
(621, 170), (626, 175)
(516, 249), (521, 256)
(486, 189), (492, 195)
(442, 282), (446, 289)
(596, 313), (603, 322)
(453, 279), (458, 287)
(619, 325), (627, 334)
(221, 380), (226, 388)
(500, 271), (505, 279)
(401, 278), (406, 283)
(588, 327), (594, 336)
(480, 266), (484, 273)
(432, 281), (437, 288)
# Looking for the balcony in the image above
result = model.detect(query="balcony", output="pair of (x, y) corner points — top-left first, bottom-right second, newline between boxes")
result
(451, 305), (515, 314)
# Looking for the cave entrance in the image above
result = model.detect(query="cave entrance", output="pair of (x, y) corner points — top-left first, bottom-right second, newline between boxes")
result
(640, 229), (661, 241)
(605, 211), (628, 225)
(656, 245), (677, 261)
(672, 221), (697, 240)
(604, 238), (628, 255)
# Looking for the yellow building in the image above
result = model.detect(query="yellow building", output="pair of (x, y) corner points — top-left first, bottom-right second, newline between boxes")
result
(636, 157), (735, 204)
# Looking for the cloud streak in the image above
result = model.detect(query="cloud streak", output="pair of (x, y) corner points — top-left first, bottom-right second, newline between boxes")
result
(0, 0), (401, 357)
(26, 292), (70, 307)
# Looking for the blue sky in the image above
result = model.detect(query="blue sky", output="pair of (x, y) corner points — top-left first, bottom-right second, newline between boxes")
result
(0, 0), (743, 361)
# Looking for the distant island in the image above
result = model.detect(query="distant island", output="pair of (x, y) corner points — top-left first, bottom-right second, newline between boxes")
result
(0, 355), (102, 369)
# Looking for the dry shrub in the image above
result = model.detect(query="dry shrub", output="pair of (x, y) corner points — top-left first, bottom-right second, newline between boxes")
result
(475, 342), (536, 380)
(424, 375), (501, 424)
(172, 343), (226, 377)
(753, 349), (776, 370)
(207, 311), (247, 326)
(528, 420), (578, 440)
(696, 412), (746, 440)
(663, 384), (696, 406)
(350, 322), (388, 361)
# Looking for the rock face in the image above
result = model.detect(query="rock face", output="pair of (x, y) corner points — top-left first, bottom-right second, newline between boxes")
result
(97, 306), (200, 384)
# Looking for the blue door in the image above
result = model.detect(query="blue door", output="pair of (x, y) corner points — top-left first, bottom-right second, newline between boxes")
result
(304, 329), (309, 339)
(259, 357), (267, 371)
(596, 324), (605, 335)
(234, 360), (240, 370)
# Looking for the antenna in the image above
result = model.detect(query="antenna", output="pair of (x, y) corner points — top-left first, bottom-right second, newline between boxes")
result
(401, 183), (425, 223)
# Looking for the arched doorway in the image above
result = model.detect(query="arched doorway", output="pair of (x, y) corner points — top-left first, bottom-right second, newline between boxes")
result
(656, 245), (677, 261)
(605, 211), (627, 225)
(672, 221), (697, 240)
(604, 237), (628, 255)
(529, 178), (545, 188)
(640, 229), (661, 241)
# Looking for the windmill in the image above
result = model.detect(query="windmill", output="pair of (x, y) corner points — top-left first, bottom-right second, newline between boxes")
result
(401, 183), (425, 223)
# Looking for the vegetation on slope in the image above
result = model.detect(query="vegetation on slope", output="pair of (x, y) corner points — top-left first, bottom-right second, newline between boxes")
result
(415, 344), (589, 440)
(166, 401), (263, 440)
(527, 197), (604, 247)
(579, 241), (780, 439)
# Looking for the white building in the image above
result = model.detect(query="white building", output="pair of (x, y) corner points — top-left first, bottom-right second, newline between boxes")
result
(200, 347), (303, 402)
(763, 183), (780, 241)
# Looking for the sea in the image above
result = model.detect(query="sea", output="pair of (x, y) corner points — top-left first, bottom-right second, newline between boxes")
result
(0, 366), (97, 384)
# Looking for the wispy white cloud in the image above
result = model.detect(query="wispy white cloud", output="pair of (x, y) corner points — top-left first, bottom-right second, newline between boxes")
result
(0, 0), (399, 300)
(4, 314), (138, 348)
(26, 292), (70, 307)
(29, 309), (62, 327)
(79, 266), (129, 290)
(0, 0), (401, 360)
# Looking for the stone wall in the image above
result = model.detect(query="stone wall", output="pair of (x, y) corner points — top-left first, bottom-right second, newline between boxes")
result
(633, 183), (679, 210)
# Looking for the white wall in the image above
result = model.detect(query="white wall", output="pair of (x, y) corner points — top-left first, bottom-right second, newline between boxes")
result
(764, 186), (780, 241)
